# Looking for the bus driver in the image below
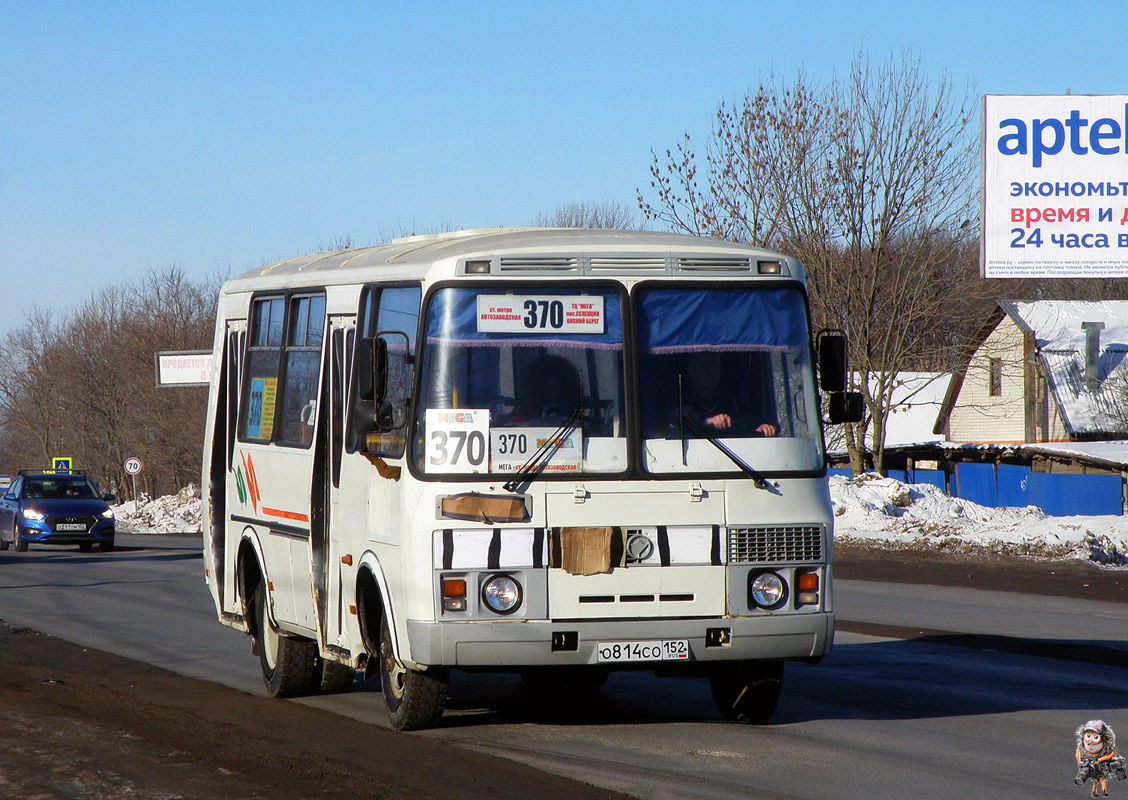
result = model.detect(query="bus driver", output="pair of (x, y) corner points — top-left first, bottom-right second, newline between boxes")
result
(675, 351), (777, 437)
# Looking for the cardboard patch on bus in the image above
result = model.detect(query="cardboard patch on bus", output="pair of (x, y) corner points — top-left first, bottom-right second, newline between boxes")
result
(552, 527), (625, 576)
(439, 492), (530, 523)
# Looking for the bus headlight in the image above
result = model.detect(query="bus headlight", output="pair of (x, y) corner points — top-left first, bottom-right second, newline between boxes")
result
(481, 574), (522, 615)
(749, 571), (787, 610)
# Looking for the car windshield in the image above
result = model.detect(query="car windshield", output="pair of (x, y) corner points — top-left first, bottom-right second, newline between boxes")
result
(23, 477), (99, 499)
(412, 286), (626, 476)
(636, 285), (823, 474)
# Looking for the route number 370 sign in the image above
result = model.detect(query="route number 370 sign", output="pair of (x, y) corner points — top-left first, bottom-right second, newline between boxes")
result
(425, 409), (489, 473)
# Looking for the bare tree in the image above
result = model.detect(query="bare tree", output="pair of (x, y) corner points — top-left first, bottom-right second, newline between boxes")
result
(0, 267), (222, 497)
(0, 309), (66, 466)
(532, 200), (644, 229)
(640, 50), (984, 473)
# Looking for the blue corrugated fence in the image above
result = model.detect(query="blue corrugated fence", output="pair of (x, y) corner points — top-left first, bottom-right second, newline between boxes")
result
(829, 464), (1122, 516)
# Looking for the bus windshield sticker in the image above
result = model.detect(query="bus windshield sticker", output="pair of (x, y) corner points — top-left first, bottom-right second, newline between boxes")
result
(246, 377), (278, 440)
(491, 427), (583, 474)
(425, 409), (490, 473)
(477, 296), (605, 334)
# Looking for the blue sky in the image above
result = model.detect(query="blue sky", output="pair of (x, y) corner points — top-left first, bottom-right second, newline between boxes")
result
(2, 1), (1125, 330)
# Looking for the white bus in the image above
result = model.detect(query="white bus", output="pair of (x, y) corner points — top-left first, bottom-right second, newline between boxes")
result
(201, 228), (860, 730)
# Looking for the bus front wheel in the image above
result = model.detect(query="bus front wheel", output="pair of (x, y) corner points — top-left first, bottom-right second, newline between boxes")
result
(708, 660), (784, 723)
(379, 612), (447, 731)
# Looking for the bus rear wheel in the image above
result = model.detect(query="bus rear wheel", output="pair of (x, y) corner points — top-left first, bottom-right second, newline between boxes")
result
(379, 612), (447, 731)
(254, 582), (318, 697)
(709, 660), (784, 723)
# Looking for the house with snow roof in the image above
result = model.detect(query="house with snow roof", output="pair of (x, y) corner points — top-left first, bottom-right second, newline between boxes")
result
(933, 300), (1128, 443)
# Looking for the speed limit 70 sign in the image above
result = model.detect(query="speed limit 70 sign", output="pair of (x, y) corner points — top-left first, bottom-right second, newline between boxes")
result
(124, 457), (143, 475)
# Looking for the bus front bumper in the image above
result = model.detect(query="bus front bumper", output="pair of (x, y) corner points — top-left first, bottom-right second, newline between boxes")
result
(406, 612), (833, 668)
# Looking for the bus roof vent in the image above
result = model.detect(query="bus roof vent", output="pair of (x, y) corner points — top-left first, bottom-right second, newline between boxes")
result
(588, 256), (670, 274)
(498, 256), (582, 273)
(675, 257), (753, 273)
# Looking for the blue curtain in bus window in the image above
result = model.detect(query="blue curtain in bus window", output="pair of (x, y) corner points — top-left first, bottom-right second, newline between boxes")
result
(638, 288), (808, 353)
(424, 288), (622, 349)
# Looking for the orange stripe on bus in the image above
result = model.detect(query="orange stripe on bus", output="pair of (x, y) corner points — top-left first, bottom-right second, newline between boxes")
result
(262, 507), (310, 523)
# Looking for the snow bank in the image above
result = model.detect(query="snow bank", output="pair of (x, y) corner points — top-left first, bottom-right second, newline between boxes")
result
(114, 485), (202, 535)
(831, 473), (1128, 565)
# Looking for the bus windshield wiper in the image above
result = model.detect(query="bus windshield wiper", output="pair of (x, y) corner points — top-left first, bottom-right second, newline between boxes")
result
(679, 414), (778, 493)
(502, 408), (583, 493)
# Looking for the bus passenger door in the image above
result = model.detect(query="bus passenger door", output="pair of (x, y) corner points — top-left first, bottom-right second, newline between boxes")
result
(314, 315), (353, 649)
(220, 319), (245, 617)
(233, 293), (326, 635)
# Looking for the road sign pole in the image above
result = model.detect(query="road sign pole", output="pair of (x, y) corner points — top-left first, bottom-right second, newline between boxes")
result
(124, 457), (144, 508)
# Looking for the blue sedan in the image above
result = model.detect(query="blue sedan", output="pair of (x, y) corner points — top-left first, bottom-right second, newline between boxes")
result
(0, 472), (116, 552)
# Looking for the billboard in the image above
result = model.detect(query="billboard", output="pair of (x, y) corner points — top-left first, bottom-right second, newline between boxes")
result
(982, 95), (1128, 278)
(156, 350), (212, 387)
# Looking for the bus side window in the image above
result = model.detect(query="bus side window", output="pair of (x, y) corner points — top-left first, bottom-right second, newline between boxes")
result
(238, 296), (285, 443)
(277, 294), (326, 446)
(348, 284), (421, 457)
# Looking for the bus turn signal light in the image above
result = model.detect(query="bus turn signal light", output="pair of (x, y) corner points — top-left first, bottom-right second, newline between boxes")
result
(797, 571), (819, 606)
(442, 577), (467, 612)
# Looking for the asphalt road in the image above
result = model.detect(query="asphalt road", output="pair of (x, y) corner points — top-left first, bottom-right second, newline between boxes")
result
(1, 534), (1126, 800)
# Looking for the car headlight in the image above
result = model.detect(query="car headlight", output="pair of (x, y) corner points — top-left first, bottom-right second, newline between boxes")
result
(481, 574), (522, 615)
(101, 509), (114, 519)
(21, 508), (44, 521)
(749, 571), (787, 610)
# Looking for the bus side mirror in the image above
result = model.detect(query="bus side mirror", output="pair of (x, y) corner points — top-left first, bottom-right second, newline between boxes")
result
(827, 391), (865, 424)
(357, 338), (375, 403)
(817, 330), (848, 393)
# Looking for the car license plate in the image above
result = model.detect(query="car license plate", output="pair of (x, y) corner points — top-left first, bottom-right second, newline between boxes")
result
(596, 639), (689, 663)
(56, 523), (87, 531)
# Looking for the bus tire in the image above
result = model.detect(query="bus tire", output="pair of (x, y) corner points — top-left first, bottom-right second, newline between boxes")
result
(708, 660), (784, 723)
(379, 612), (447, 731)
(315, 658), (356, 694)
(254, 582), (318, 697)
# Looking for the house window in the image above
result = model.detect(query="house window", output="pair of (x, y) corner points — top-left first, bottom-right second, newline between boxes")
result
(989, 358), (1002, 397)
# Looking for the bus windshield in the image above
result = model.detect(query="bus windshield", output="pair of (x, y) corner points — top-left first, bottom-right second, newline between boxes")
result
(637, 285), (823, 474)
(412, 286), (627, 476)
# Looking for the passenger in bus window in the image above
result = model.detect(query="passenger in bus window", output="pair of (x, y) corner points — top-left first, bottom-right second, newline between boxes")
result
(672, 351), (777, 437)
(508, 355), (580, 426)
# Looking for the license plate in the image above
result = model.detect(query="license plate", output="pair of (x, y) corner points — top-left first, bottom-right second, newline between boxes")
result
(56, 523), (87, 531)
(596, 639), (689, 663)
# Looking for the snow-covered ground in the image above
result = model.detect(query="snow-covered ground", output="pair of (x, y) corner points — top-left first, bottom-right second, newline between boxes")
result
(832, 473), (1128, 566)
(114, 485), (202, 536)
(115, 478), (1128, 568)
